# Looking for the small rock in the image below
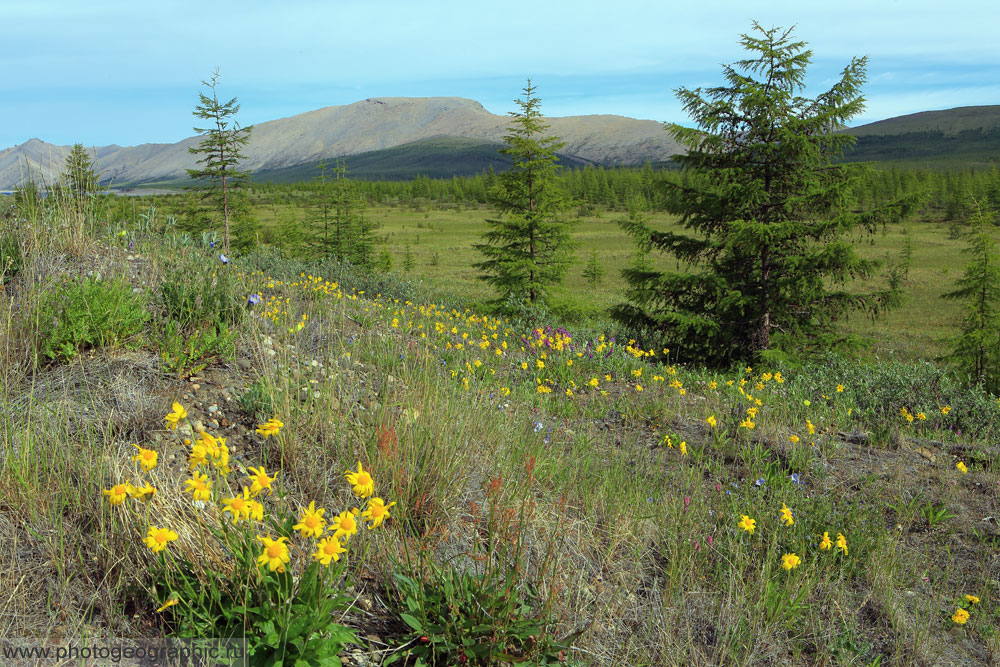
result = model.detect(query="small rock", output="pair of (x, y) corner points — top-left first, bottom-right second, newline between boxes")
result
(208, 419), (220, 429)
(191, 421), (205, 433)
(191, 383), (200, 391)
(358, 597), (373, 611)
(237, 359), (252, 371)
(220, 419), (230, 427)
(208, 405), (218, 413)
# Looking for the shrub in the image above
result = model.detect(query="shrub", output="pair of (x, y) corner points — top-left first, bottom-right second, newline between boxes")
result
(35, 275), (149, 362)
(158, 255), (244, 331)
(158, 320), (238, 379)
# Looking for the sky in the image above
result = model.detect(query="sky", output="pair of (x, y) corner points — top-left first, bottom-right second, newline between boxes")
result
(2, 0), (998, 149)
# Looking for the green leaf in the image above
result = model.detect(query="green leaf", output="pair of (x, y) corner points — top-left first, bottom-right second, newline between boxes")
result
(400, 613), (423, 632)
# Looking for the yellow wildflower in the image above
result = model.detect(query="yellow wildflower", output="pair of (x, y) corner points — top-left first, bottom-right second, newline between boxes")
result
(941, 406), (951, 416)
(248, 466), (277, 496)
(313, 536), (347, 566)
(222, 488), (253, 524)
(131, 444), (158, 471)
(836, 533), (848, 555)
(706, 415), (717, 428)
(256, 535), (290, 573)
(679, 441), (687, 456)
(361, 497), (396, 529)
(738, 515), (755, 535)
(330, 510), (360, 542)
(781, 553), (801, 571)
(184, 471), (211, 502)
(255, 418), (284, 439)
(345, 461), (375, 498)
(164, 402), (187, 430)
(965, 594), (980, 605)
(128, 481), (156, 503)
(103, 483), (129, 506)
(143, 526), (179, 554)
(293, 501), (327, 538)
(247, 499), (264, 522)
(819, 532), (832, 550)
(956, 461), (968, 474)
(952, 607), (970, 625)
(836, 384), (844, 393)
(780, 503), (794, 527)
(789, 435), (800, 444)
(156, 595), (180, 613)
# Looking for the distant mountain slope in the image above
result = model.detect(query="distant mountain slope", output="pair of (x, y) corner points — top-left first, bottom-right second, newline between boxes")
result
(845, 106), (1000, 137)
(252, 136), (596, 183)
(840, 105), (1000, 164)
(0, 97), (682, 189)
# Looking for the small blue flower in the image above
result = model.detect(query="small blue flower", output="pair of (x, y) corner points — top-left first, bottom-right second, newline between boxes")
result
(533, 421), (544, 433)
(219, 254), (229, 264)
(791, 473), (803, 486)
(210, 241), (215, 248)
(248, 294), (261, 306)
(755, 478), (766, 488)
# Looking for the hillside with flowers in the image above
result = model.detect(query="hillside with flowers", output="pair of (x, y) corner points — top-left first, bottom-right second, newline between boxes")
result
(1, 188), (1000, 666)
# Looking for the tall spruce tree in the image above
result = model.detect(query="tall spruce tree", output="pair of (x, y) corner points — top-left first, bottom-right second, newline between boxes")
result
(614, 23), (906, 364)
(474, 80), (574, 305)
(942, 201), (1000, 393)
(62, 143), (101, 201)
(187, 69), (253, 256)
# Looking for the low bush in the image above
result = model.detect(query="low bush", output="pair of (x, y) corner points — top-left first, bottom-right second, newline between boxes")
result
(34, 275), (149, 362)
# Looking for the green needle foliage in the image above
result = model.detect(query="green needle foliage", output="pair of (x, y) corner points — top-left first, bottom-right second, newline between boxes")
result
(475, 80), (574, 306)
(615, 23), (909, 365)
(942, 201), (1000, 393)
(187, 69), (253, 256)
(62, 143), (101, 201)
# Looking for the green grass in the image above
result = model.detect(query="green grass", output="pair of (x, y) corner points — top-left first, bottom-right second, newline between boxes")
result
(251, 199), (973, 360)
(5, 192), (1000, 665)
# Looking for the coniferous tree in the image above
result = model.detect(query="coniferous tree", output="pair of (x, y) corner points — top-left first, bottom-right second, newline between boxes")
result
(403, 244), (415, 273)
(62, 143), (101, 201)
(614, 23), (908, 364)
(582, 249), (605, 288)
(474, 80), (574, 305)
(187, 69), (253, 255)
(942, 201), (1000, 393)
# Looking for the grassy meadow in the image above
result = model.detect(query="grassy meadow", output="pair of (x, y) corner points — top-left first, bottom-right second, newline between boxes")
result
(1, 185), (999, 667)
(247, 198), (969, 361)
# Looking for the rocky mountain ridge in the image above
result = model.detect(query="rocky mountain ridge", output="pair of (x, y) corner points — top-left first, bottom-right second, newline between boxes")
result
(0, 97), (683, 189)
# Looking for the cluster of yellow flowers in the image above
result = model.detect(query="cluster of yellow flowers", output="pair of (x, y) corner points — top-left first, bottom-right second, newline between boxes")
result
(258, 461), (396, 573)
(738, 505), (848, 572)
(104, 401), (397, 582)
(952, 594), (981, 625)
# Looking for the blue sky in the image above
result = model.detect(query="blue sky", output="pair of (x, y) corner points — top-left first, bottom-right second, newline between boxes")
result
(2, 0), (998, 149)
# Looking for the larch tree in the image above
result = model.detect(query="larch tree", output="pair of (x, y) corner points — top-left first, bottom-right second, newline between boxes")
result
(942, 201), (1000, 393)
(614, 23), (909, 364)
(187, 69), (253, 256)
(474, 80), (574, 306)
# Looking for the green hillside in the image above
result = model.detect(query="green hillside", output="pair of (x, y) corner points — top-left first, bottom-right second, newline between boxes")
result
(841, 105), (1000, 165)
(252, 136), (595, 183)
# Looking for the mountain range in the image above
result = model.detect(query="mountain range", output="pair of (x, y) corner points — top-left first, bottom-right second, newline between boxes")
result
(1, 98), (997, 190)
(0, 97), (681, 190)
